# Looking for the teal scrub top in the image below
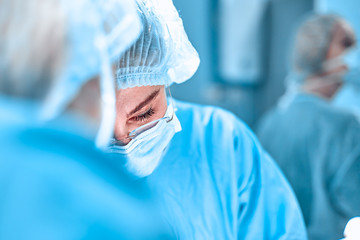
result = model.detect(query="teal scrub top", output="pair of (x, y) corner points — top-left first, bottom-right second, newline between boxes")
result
(147, 100), (307, 239)
(257, 93), (360, 240)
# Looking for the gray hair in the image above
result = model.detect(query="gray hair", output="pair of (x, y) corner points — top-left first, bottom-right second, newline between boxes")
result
(0, 0), (67, 99)
(291, 13), (342, 75)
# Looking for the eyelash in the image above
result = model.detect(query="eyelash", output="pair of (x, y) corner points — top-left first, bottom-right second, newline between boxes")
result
(133, 108), (155, 122)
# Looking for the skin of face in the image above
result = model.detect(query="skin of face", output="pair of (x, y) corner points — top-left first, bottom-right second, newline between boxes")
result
(306, 20), (356, 98)
(114, 85), (167, 144)
(326, 20), (356, 60)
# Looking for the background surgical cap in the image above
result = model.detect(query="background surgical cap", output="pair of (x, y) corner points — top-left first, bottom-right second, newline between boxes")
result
(292, 13), (341, 75)
(116, 0), (200, 89)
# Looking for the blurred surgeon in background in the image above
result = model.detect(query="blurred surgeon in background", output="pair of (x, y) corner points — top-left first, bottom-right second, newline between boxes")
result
(256, 13), (360, 240)
(317, 0), (360, 122)
(107, 0), (307, 239)
(0, 0), (174, 239)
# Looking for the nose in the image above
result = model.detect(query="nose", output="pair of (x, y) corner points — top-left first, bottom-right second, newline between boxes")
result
(118, 137), (131, 145)
(114, 121), (132, 145)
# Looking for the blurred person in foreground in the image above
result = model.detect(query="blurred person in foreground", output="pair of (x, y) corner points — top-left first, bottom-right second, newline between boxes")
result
(256, 13), (360, 240)
(0, 0), (174, 239)
(106, 0), (307, 239)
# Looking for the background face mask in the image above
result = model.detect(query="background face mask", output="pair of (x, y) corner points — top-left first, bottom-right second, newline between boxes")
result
(107, 103), (181, 177)
(339, 46), (360, 88)
(331, 46), (360, 119)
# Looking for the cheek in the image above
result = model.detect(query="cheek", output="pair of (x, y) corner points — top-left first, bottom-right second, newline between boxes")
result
(150, 100), (167, 121)
(157, 95), (168, 118)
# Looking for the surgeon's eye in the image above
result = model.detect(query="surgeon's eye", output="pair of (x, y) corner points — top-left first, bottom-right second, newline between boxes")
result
(132, 108), (155, 122)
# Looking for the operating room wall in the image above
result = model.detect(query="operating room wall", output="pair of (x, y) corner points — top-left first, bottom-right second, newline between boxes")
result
(171, 0), (314, 128)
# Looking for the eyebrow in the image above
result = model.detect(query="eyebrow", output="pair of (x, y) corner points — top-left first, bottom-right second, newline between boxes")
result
(128, 88), (161, 116)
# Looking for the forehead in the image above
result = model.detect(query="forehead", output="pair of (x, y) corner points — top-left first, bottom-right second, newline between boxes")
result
(115, 85), (164, 105)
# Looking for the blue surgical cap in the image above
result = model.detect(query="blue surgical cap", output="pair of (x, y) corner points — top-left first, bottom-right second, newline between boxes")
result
(116, 0), (200, 89)
(41, 0), (141, 147)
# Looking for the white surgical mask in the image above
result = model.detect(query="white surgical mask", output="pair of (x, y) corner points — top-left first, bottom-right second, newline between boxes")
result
(323, 46), (360, 88)
(340, 46), (360, 89)
(107, 103), (181, 177)
(331, 46), (360, 119)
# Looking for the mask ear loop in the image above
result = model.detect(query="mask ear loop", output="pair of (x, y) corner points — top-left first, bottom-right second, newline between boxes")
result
(95, 34), (117, 149)
(164, 85), (181, 133)
(166, 85), (178, 109)
(165, 85), (176, 122)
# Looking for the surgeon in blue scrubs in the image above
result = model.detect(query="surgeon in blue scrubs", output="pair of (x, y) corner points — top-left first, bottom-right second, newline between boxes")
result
(107, 0), (307, 239)
(0, 0), (174, 239)
(256, 13), (360, 240)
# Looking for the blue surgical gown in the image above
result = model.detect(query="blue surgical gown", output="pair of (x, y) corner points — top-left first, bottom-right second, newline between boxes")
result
(0, 95), (174, 240)
(333, 84), (360, 121)
(147, 100), (307, 239)
(256, 93), (360, 240)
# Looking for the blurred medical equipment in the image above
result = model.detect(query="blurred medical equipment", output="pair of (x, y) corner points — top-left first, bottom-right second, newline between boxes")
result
(218, 0), (268, 83)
